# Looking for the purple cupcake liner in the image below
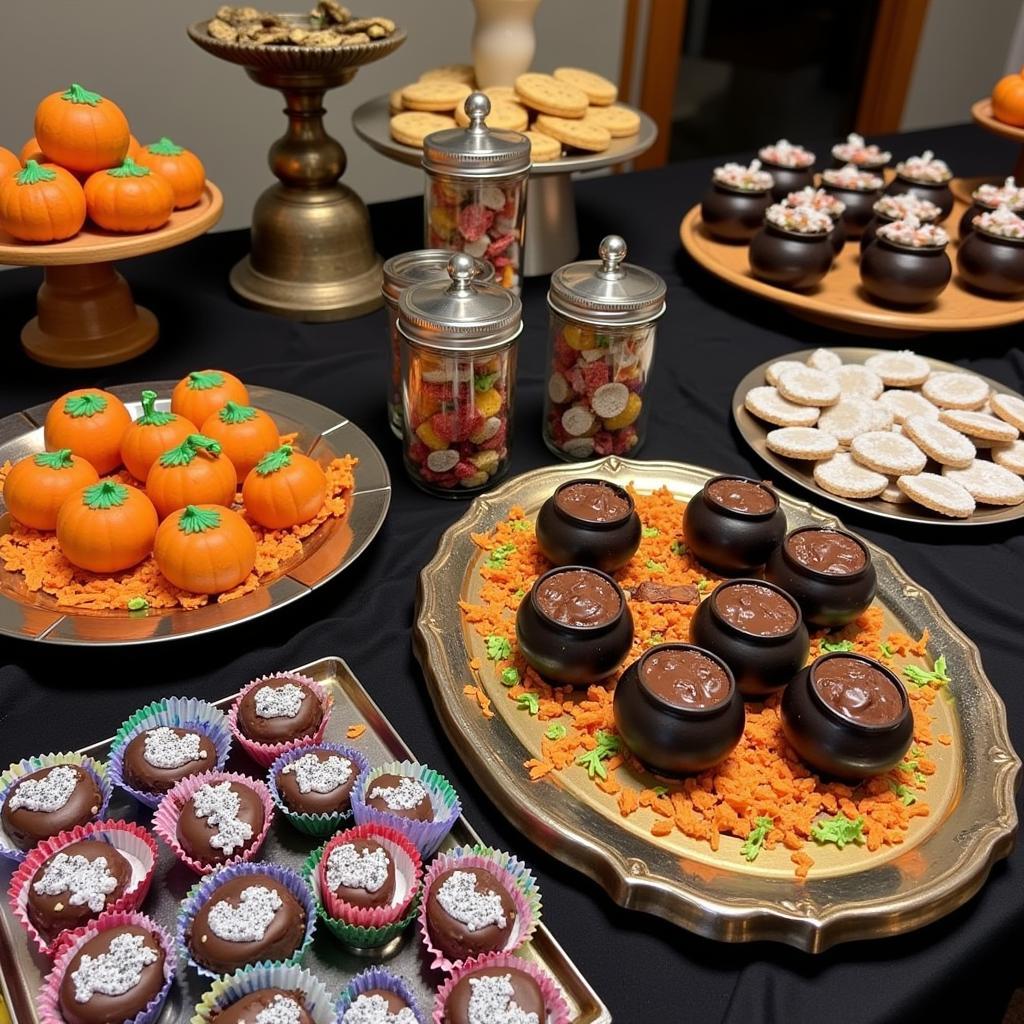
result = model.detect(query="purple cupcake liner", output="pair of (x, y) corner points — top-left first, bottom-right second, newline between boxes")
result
(176, 859), (316, 979)
(336, 965), (426, 1024)
(190, 962), (336, 1024)
(108, 697), (232, 809)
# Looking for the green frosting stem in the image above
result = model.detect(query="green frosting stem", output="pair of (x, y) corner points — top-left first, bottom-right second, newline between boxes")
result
(107, 156), (150, 179)
(136, 389), (175, 427)
(218, 401), (259, 425)
(178, 504), (222, 534)
(34, 449), (75, 470)
(147, 136), (184, 156)
(254, 445), (293, 476)
(16, 160), (57, 186)
(187, 370), (225, 391)
(158, 433), (222, 468)
(64, 393), (108, 418)
(61, 83), (103, 106)
(83, 480), (128, 509)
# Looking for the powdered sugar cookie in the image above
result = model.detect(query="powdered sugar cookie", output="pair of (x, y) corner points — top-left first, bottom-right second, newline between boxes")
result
(776, 366), (841, 407)
(553, 67), (618, 105)
(806, 348), (842, 372)
(533, 114), (611, 153)
(851, 431), (927, 475)
(836, 364), (884, 400)
(902, 415), (976, 468)
(390, 111), (457, 147)
(992, 440), (1024, 474)
(897, 473), (975, 518)
(990, 391), (1024, 431)
(523, 130), (562, 162)
(921, 371), (990, 410)
(880, 481), (910, 504)
(942, 460), (1024, 505)
(813, 452), (887, 498)
(817, 398), (892, 444)
(515, 73), (589, 117)
(938, 409), (1018, 443)
(401, 80), (472, 112)
(766, 427), (839, 460)
(765, 359), (805, 386)
(582, 104), (641, 137)
(877, 389), (938, 424)
(744, 386), (819, 427)
(864, 350), (931, 387)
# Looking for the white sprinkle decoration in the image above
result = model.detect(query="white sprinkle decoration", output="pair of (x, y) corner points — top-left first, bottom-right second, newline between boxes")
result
(142, 727), (209, 770)
(342, 993), (417, 1024)
(831, 133), (891, 166)
(712, 159), (773, 192)
(282, 753), (353, 795)
(71, 931), (158, 1003)
(973, 177), (1024, 210)
(758, 139), (815, 168)
(873, 193), (941, 221)
(436, 870), (507, 932)
(326, 842), (391, 894)
(895, 150), (952, 183)
(8, 765), (78, 813)
(974, 204), (1024, 239)
(32, 853), (118, 912)
(821, 164), (883, 191)
(765, 202), (833, 234)
(367, 776), (429, 812)
(784, 187), (845, 218)
(466, 974), (538, 1024)
(190, 782), (254, 854)
(207, 884), (283, 942)
(254, 683), (307, 719)
(876, 214), (948, 248)
(254, 993), (305, 1024)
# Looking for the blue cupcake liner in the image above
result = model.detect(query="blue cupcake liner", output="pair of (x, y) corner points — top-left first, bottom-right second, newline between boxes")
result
(336, 965), (426, 1024)
(351, 760), (461, 858)
(176, 859), (316, 979)
(190, 962), (336, 1024)
(0, 751), (111, 862)
(267, 742), (369, 837)
(108, 697), (232, 809)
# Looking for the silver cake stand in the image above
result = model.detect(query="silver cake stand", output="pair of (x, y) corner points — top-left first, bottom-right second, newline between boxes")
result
(352, 95), (657, 275)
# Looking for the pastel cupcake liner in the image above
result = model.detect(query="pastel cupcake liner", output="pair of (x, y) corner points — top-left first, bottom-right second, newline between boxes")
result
(38, 911), (175, 1024)
(302, 824), (422, 951)
(432, 951), (571, 1024)
(0, 751), (111, 863)
(418, 846), (541, 973)
(336, 965), (426, 1024)
(351, 760), (461, 858)
(108, 697), (233, 809)
(267, 742), (370, 837)
(190, 962), (336, 1024)
(152, 769), (274, 875)
(228, 673), (334, 768)
(8, 819), (158, 957)
(176, 859), (316, 980)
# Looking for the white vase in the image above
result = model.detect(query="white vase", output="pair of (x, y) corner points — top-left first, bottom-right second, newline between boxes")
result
(471, 0), (542, 89)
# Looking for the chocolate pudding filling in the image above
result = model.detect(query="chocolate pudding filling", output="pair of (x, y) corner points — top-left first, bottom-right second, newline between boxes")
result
(706, 479), (776, 515)
(555, 481), (631, 523)
(641, 648), (731, 710)
(786, 529), (866, 576)
(714, 583), (797, 637)
(535, 569), (621, 627)
(812, 656), (904, 726)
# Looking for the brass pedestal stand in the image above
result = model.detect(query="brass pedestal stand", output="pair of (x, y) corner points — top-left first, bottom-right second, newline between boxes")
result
(189, 19), (405, 321)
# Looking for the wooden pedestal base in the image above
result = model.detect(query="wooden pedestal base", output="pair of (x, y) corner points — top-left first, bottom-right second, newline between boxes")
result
(21, 263), (158, 368)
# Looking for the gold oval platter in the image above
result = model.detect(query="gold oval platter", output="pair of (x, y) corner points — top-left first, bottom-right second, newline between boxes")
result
(413, 457), (1020, 952)
(0, 382), (390, 645)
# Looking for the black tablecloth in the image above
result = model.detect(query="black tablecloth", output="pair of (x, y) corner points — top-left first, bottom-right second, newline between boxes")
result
(1, 122), (1022, 1023)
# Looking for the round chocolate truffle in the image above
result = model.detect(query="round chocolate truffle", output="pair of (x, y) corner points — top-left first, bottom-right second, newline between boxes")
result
(214, 989), (314, 1024)
(123, 727), (217, 795)
(364, 773), (433, 823)
(324, 837), (396, 909)
(236, 678), (323, 745)
(2, 764), (103, 851)
(58, 924), (165, 1024)
(443, 966), (545, 1024)
(426, 866), (516, 962)
(175, 780), (265, 866)
(342, 990), (415, 1023)
(27, 838), (132, 941)
(275, 749), (358, 817)
(186, 873), (306, 974)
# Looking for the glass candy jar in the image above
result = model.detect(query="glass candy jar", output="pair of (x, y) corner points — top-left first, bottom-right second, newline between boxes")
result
(382, 250), (493, 439)
(422, 92), (531, 293)
(398, 252), (522, 496)
(543, 235), (666, 460)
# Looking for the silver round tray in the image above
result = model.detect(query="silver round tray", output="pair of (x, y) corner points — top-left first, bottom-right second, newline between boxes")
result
(0, 383), (390, 645)
(733, 347), (1024, 526)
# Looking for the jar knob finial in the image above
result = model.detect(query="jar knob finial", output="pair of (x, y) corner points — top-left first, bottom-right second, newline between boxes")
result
(447, 252), (477, 294)
(599, 235), (627, 277)
(465, 91), (491, 134)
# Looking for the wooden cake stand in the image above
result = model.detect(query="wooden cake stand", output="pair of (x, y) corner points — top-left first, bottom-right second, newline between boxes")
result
(0, 182), (223, 369)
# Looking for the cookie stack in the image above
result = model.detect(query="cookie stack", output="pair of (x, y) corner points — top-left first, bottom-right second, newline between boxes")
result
(743, 348), (1024, 519)
(389, 65), (641, 158)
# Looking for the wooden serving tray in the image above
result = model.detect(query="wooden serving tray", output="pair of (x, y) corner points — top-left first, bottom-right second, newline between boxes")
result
(679, 179), (1024, 337)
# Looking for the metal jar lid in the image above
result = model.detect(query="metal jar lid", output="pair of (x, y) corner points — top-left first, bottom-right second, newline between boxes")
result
(422, 92), (531, 178)
(548, 235), (667, 326)
(398, 252), (523, 353)
(382, 249), (494, 302)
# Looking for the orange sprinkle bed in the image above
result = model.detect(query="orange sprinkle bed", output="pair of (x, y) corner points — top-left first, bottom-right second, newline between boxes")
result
(0, 455), (357, 611)
(461, 485), (947, 878)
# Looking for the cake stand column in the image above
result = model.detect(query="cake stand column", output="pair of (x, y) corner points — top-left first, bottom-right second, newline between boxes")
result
(230, 68), (383, 321)
(523, 173), (580, 275)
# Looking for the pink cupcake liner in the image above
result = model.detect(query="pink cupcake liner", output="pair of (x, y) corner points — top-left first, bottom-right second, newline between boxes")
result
(418, 849), (538, 973)
(8, 819), (158, 957)
(336, 965), (426, 1024)
(152, 769), (274, 875)
(0, 751), (112, 863)
(228, 673), (334, 768)
(432, 951), (571, 1024)
(317, 823), (422, 928)
(38, 911), (175, 1024)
